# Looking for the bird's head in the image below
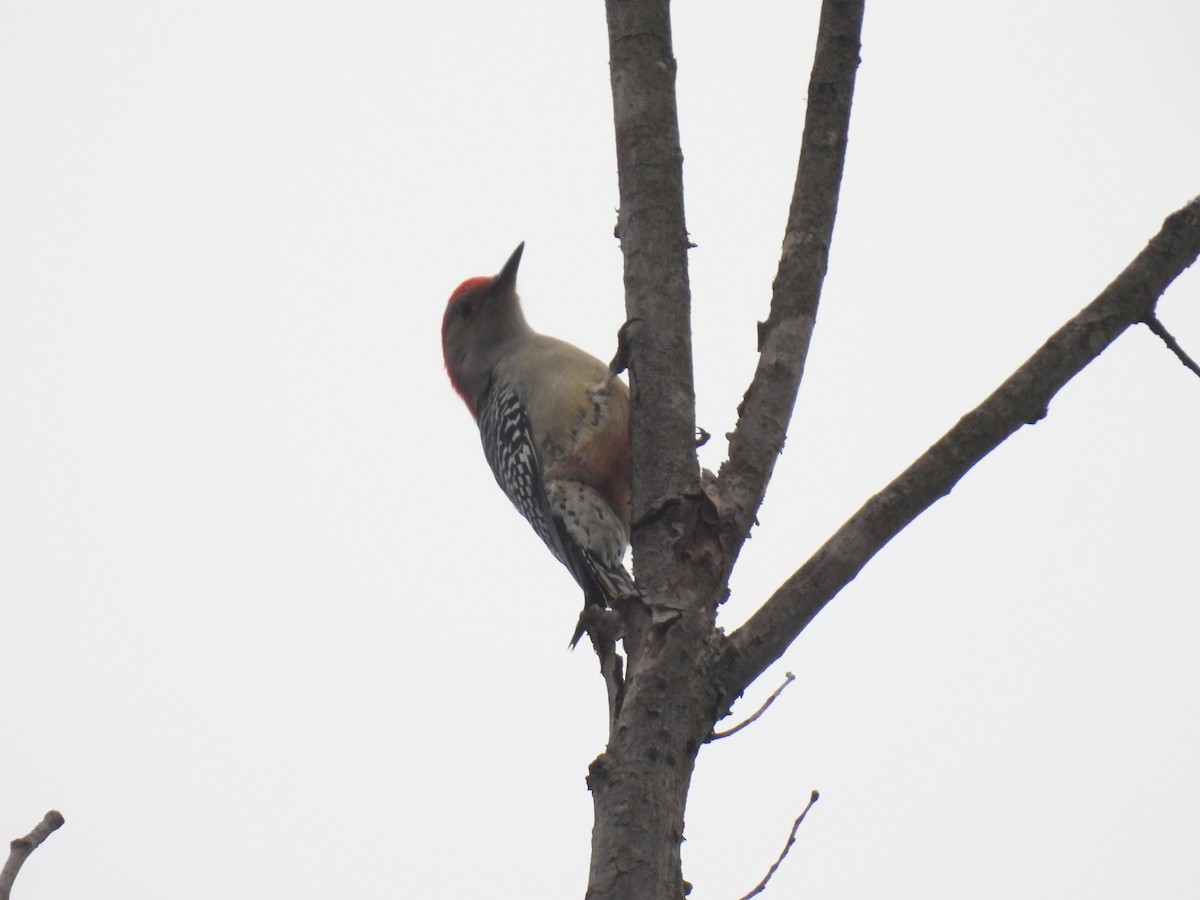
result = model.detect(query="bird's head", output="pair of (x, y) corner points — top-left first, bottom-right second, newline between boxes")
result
(441, 242), (530, 416)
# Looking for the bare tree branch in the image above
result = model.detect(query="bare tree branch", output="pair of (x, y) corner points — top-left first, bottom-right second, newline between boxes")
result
(716, 0), (865, 572)
(0, 811), (65, 900)
(606, 0), (699, 533)
(708, 672), (795, 742)
(735, 790), (820, 900)
(1145, 314), (1200, 378)
(719, 194), (1200, 702)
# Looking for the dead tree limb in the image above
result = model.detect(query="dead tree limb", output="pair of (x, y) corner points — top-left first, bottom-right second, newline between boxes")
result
(0, 811), (65, 900)
(735, 791), (821, 900)
(720, 194), (1200, 703)
(717, 0), (864, 574)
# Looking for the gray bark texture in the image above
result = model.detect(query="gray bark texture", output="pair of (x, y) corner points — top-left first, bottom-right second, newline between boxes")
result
(588, 0), (1200, 897)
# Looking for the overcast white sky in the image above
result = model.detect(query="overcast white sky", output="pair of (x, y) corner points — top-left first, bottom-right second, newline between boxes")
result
(2, 1), (1198, 897)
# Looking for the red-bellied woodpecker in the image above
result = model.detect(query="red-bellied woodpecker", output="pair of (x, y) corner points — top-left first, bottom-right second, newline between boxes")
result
(442, 243), (634, 646)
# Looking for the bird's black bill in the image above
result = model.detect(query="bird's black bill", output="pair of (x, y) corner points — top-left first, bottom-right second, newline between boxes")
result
(493, 241), (525, 293)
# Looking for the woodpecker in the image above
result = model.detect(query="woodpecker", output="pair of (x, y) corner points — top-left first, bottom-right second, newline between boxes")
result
(442, 243), (634, 646)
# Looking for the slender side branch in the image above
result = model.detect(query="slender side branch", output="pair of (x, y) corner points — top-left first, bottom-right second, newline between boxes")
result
(736, 790), (821, 900)
(0, 811), (65, 900)
(720, 194), (1200, 703)
(1145, 314), (1200, 378)
(708, 672), (795, 741)
(717, 0), (865, 571)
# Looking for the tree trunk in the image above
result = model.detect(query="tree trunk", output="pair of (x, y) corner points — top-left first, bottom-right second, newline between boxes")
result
(585, 605), (723, 900)
(589, 0), (862, 895)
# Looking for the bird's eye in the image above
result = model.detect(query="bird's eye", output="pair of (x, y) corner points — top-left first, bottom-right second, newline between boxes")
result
(458, 301), (474, 318)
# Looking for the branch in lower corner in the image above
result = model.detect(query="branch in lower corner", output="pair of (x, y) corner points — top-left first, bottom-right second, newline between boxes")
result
(736, 790), (821, 900)
(0, 810), (65, 900)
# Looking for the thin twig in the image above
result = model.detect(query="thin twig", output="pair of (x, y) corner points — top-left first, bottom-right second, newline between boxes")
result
(0, 811), (65, 900)
(708, 672), (795, 741)
(736, 791), (820, 900)
(1145, 315), (1200, 378)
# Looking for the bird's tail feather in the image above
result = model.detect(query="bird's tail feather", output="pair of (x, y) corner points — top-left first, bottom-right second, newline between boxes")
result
(569, 552), (635, 649)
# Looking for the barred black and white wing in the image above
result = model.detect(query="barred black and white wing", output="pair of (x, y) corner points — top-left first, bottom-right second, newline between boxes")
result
(478, 380), (635, 648)
(477, 383), (588, 584)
